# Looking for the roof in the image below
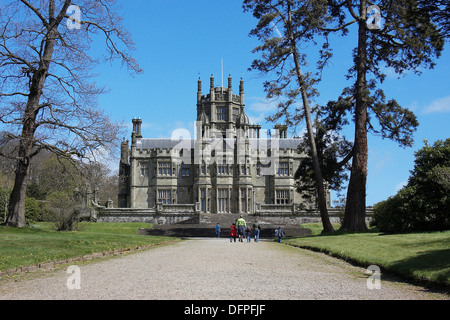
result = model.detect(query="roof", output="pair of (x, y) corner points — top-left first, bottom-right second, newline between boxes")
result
(136, 139), (195, 150)
(135, 138), (302, 151)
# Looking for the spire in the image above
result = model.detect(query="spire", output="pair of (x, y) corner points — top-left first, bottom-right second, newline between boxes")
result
(197, 77), (202, 105)
(210, 74), (214, 89)
(240, 77), (245, 106)
(227, 74), (233, 102)
(209, 74), (215, 101)
(197, 77), (209, 126)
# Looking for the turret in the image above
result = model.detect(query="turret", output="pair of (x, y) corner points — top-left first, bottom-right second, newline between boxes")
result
(239, 77), (245, 106)
(210, 74), (215, 101)
(131, 118), (142, 145)
(120, 138), (129, 165)
(197, 77), (202, 105)
(228, 74), (233, 102)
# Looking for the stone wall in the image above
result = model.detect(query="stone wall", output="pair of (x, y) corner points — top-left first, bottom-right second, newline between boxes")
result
(95, 203), (373, 226)
(96, 204), (200, 225)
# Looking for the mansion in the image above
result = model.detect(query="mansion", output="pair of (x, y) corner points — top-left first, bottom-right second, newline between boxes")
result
(118, 75), (330, 213)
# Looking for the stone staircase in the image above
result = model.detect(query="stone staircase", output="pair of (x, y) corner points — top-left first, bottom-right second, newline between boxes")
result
(138, 213), (312, 238)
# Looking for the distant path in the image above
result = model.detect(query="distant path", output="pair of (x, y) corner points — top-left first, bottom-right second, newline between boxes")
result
(0, 239), (446, 300)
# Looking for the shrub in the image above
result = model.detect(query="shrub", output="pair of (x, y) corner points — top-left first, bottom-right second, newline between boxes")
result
(46, 192), (82, 231)
(25, 197), (49, 223)
(373, 186), (415, 233)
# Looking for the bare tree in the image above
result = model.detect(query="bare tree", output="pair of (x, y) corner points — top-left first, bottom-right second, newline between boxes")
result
(0, 0), (142, 227)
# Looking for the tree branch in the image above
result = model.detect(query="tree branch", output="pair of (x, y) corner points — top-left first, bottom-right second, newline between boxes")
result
(19, 0), (49, 28)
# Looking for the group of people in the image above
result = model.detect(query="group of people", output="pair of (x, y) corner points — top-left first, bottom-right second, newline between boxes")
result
(231, 215), (261, 243)
(215, 215), (285, 243)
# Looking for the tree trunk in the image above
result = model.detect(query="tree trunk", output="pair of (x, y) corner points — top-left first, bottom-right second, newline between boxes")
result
(287, 3), (334, 233)
(4, 28), (56, 228)
(5, 161), (29, 228)
(4, 101), (39, 228)
(300, 87), (335, 234)
(341, 0), (369, 232)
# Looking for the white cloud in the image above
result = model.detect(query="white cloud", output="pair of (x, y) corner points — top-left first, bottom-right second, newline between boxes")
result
(246, 97), (280, 126)
(248, 113), (267, 125)
(407, 100), (418, 113)
(395, 180), (407, 192)
(422, 96), (450, 115)
(247, 96), (278, 114)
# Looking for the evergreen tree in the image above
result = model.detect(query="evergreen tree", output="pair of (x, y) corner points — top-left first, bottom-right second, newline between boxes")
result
(244, 0), (336, 233)
(373, 139), (450, 233)
(324, 0), (444, 231)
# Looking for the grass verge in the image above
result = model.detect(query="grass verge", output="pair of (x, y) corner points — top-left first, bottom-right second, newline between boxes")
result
(288, 224), (450, 288)
(0, 222), (178, 273)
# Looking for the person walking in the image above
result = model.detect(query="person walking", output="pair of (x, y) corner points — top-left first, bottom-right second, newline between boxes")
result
(252, 220), (261, 243)
(215, 223), (221, 238)
(236, 215), (247, 242)
(230, 223), (237, 242)
(275, 226), (285, 243)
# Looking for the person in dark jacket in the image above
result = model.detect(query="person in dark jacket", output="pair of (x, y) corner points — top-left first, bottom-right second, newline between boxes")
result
(252, 220), (261, 243)
(215, 223), (221, 238)
(275, 226), (285, 243)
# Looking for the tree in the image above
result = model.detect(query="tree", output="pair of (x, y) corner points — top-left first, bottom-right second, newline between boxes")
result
(243, 0), (336, 233)
(418, 0), (450, 39)
(323, 0), (444, 231)
(372, 139), (450, 233)
(294, 100), (354, 205)
(0, 0), (142, 227)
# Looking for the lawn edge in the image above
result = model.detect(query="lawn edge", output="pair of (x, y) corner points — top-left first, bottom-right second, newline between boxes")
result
(284, 241), (450, 295)
(0, 239), (180, 279)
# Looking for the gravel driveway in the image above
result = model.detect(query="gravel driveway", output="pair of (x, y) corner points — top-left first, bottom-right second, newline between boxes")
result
(0, 239), (447, 300)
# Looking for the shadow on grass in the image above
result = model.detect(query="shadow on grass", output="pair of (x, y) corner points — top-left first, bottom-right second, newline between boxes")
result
(308, 227), (380, 237)
(389, 248), (450, 287)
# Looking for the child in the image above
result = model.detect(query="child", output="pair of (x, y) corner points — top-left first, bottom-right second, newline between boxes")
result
(215, 223), (221, 238)
(230, 223), (237, 242)
(245, 226), (252, 243)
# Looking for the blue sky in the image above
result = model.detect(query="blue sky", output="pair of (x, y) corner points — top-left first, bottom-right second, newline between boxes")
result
(93, 0), (449, 206)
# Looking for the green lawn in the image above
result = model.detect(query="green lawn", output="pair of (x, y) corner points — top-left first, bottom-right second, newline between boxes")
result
(0, 222), (177, 273)
(287, 224), (450, 287)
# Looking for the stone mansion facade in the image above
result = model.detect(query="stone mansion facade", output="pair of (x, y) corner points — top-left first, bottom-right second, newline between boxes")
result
(118, 75), (330, 213)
